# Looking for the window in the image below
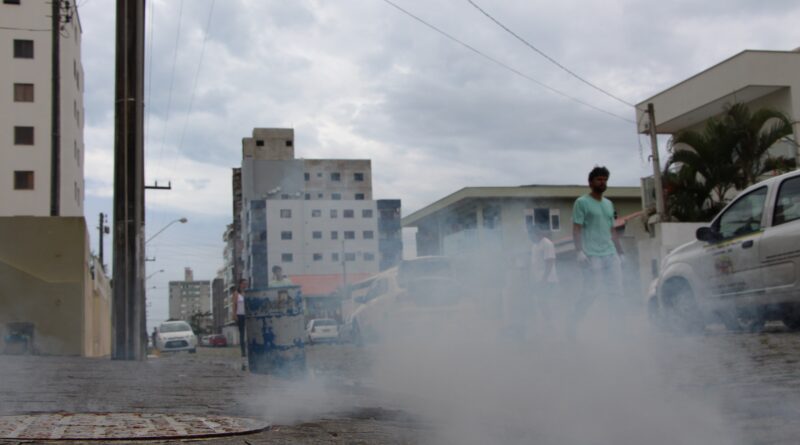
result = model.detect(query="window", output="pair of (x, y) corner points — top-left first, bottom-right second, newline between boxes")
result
(286, 140), (293, 147)
(317, 193), (324, 198)
(526, 208), (560, 232)
(363, 230), (374, 239)
(362, 209), (373, 218)
(13, 171), (33, 190)
(281, 253), (293, 262)
(354, 172), (364, 181)
(304, 173), (310, 181)
(305, 193), (311, 200)
(4, 0), (21, 5)
(714, 187), (767, 239)
(343, 209), (354, 218)
(331, 172), (341, 181)
(313, 253), (323, 261)
(330, 209), (338, 218)
(14, 126), (33, 145)
(774, 176), (800, 226)
(344, 231), (355, 240)
(345, 253), (356, 262)
(14, 83), (34, 102)
(281, 194), (289, 200)
(355, 193), (365, 200)
(281, 231), (292, 240)
(331, 193), (341, 200)
(311, 209), (321, 217)
(331, 231), (338, 240)
(316, 172), (323, 178)
(364, 252), (375, 261)
(13, 39), (33, 58)
(255, 139), (264, 146)
(332, 253), (339, 262)
(280, 209), (291, 218)
(312, 231), (322, 239)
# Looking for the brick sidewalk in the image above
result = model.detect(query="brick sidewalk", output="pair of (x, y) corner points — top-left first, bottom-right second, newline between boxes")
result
(0, 347), (425, 444)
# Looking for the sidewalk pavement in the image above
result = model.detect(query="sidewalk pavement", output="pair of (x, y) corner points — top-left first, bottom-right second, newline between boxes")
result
(0, 346), (426, 444)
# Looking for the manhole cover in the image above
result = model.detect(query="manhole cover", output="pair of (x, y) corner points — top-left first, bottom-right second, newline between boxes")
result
(0, 413), (269, 440)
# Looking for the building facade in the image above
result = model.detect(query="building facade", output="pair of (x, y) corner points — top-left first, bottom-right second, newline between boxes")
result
(239, 128), (401, 300)
(1, 0), (85, 216)
(168, 268), (211, 322)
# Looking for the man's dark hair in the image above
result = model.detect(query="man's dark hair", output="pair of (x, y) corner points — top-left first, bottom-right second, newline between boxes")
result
(272, 265), (282, 273)
(588, 166), (610, 181)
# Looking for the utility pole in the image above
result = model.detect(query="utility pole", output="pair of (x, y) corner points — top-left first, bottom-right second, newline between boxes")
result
(112, 0), (146, 360)
(647, 103), (668, 222)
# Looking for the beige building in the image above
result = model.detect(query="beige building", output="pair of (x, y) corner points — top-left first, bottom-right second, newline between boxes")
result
(1, 0), (85, 216)
(168, 268), (211, 322)
(636, 49), (800, 161)
(0, 217), (111, 357)
(403, 185), (642, 257)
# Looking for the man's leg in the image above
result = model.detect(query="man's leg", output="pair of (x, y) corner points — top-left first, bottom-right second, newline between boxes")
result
(570, 257), (602, 335)
(237, 315), (246, 357)
(602, 255), (624, 328)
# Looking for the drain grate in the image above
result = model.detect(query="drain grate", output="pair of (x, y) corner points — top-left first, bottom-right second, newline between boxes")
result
(0, 413), (269, 440)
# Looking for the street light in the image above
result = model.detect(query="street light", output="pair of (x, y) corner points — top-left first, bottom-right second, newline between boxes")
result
(145, 217), (188, 244)
(146, 269), (164, 280)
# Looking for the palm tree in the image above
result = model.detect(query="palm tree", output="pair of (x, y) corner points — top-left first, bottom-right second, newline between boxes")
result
(721, 103), (794, 186)
(664, 103), (795, 221)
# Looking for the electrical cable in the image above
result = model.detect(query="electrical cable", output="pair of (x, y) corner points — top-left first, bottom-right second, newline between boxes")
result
(153, 0), (184, 182)
(381, 0), (635, 124)
(172, 0), (216, 174)
(466, 0), (635, 108)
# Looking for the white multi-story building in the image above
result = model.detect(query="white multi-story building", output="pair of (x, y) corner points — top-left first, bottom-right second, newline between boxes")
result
(239, 128), (401, 297)
(0, 0), (85, 216)
(168, 268), (211, 322)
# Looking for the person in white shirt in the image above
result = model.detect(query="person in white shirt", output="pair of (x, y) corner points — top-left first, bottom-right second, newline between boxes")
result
(530, 228), (558, 326)
(231, 279), (248, 357)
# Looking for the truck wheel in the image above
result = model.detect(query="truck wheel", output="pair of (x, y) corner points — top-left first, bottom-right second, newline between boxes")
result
(662, 280), (705, 334)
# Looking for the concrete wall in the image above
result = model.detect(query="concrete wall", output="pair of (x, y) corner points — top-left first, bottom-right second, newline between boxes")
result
(0, 217), (110, 356)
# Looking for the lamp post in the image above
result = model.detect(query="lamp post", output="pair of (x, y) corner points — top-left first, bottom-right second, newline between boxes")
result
(146, 269), (164, 281)
(146, 217), (188, 244)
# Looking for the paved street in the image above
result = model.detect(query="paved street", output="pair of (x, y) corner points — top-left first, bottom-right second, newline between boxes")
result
(1, 324), (800, 444)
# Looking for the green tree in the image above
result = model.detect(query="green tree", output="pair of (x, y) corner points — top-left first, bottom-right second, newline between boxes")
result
(664, 103), (794, 221)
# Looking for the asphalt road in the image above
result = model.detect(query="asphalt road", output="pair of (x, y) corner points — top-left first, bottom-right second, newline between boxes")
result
(1, 324), (800, 444)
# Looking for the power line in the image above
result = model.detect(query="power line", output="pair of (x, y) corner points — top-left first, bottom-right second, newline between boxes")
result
(172, 0), (216, 174)
(380, 0), (634, 124)
(153, 0), (185, 182)
(465, 0), (635, 108)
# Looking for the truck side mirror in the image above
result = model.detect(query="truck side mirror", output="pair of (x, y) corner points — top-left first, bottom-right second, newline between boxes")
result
(696, 226), (718, 242)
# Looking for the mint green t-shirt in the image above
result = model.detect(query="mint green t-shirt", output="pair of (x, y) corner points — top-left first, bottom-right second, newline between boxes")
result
(572, 194), (616, 257)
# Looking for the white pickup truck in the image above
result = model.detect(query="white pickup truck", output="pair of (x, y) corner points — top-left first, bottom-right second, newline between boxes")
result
(652, 169), (800, 332)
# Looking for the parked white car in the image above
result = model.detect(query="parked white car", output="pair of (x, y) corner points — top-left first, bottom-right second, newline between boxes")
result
(155, 321), (197, 353)
(651, 169), (800, 332)
(306, 318), (340, 344)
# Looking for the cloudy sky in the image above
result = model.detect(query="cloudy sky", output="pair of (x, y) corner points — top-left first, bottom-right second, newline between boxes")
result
(75, 0), (800, 326)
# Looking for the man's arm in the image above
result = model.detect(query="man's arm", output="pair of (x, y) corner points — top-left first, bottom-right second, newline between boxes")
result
(573, 223), (583, 255)
(612, 227), (624, 255)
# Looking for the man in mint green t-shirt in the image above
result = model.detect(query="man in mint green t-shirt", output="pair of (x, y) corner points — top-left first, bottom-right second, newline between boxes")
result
(570, 166), (624, 335)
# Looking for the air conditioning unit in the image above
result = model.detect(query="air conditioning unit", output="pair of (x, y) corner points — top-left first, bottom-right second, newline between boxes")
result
(641, 176), (656, 210)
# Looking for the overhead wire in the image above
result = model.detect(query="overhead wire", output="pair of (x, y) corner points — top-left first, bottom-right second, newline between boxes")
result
(465, 0), (636, 108)
(153, 0), (185, 182)
(171, 0), (216, 175)
(380, 0), (635, 124)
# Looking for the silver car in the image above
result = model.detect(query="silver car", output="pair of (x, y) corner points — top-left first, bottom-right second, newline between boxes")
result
(653, 169), (800, 332)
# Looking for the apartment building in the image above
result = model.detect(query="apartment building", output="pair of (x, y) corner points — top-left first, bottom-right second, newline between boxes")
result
(168, 268), (211, 322)
(1, 0), (85, 216)
(238, 128), (402, 298)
